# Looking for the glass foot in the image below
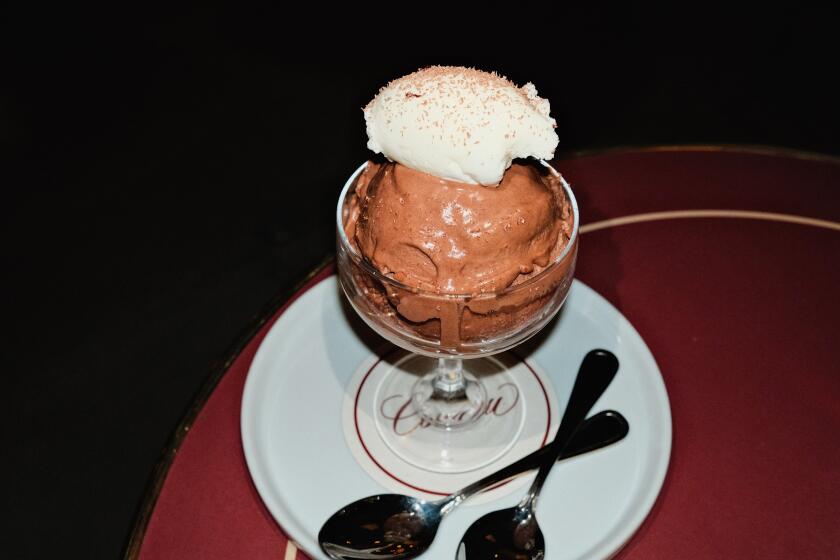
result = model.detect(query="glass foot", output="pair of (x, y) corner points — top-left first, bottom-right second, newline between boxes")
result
(374, 353), (526, 473)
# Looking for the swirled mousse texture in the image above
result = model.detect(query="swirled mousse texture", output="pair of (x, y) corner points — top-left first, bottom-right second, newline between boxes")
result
(343, 160), (576, 350)
(364, 66), (558, 186)
(346, 161), (573, 295)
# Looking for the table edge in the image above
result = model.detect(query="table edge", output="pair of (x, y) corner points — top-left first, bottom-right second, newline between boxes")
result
(556, 143), (840, 165)
(122, 255), (335, 560)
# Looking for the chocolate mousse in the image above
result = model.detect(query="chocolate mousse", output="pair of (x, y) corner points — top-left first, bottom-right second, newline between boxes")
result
(338, 66), (578, 352)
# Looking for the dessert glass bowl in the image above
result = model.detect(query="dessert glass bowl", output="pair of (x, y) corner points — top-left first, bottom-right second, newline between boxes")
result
(336, 161), (579, 472)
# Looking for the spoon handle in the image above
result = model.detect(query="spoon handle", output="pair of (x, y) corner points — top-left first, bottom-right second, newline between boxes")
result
(519, 349), (618, 510)
(514, 409), (628, 469)
(444, 408), (627, 509)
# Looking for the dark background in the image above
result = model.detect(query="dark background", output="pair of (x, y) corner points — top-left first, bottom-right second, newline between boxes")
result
(2, 5), (838, 559)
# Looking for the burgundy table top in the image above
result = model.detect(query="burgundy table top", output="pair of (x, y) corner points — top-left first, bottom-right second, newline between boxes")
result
(128, 147), (840, 559)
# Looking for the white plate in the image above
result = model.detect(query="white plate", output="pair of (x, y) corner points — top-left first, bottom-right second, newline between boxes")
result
(242, 277), (671, 559)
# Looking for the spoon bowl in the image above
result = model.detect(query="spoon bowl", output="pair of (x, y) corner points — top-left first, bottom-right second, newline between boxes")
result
(320, 494), (441, 559)
(457, 507), (545, 559)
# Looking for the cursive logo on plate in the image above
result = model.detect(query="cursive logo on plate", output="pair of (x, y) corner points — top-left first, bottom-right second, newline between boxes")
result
(379, 383), (521, 436)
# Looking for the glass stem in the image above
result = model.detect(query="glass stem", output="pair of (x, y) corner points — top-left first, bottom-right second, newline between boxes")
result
(432, 358), (466, 399)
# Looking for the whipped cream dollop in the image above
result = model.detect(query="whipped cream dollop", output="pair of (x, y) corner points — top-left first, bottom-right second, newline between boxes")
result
(364, 66), (559, 186)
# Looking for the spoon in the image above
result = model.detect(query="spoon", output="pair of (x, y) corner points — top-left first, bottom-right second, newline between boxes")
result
(318, 411), (625, 560)
(457, 349), (619, 559)
(319, 350), (622, 559)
